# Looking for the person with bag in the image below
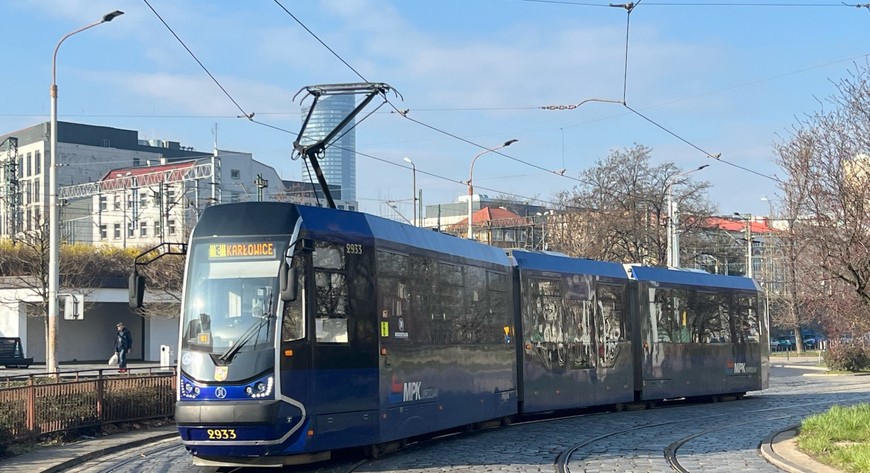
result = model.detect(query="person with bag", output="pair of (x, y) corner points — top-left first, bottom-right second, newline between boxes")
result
(114, 322), (133, 373)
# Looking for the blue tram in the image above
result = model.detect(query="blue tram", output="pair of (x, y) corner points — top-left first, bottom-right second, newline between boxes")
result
(173, 202), (767, 467)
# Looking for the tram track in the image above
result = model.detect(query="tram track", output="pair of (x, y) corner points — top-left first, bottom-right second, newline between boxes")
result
(63, 438), (189, 473)
(557, 381), (870, 473)
(61, 376), (870, 473)
(663, 385), (870, 473)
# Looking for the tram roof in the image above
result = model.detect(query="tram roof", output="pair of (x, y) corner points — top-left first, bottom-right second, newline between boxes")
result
(296, 205), (511, 266)
(508, 249), (629, 279)
(628, 265), (759, 291)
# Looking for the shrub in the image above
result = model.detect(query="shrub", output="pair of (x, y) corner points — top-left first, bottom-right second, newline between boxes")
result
(824, 344), (870, 372)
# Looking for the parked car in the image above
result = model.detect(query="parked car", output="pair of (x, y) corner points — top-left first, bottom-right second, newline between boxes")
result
(769, 339), (781, 351)
(777, 338), (795, 351)
(803, 337), (817, 349)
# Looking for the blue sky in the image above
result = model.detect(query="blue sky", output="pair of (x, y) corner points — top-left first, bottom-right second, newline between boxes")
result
(2, 0), (868, 220)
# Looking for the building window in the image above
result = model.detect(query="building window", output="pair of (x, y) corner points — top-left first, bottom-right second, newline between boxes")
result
(34, 151), (41, 174)
(113, 224), (121, 240)
(99, 195), (107, 211)
(128, 222), (134, 238)
(139, 193), (148, 208)
(25, 153), (31, 177)
(230, 169), (240, 179)
(133, 157), (140, 166)
(167, 189), (176, 203)
(101, 138), (111, 147)
(140, 221), (148, 237)
(168, 219), (176, 236)
(33, 179), (40, 203)
(154, 220), (160, 237)
(113, 195), (121, 210)
(100, 225), (107, 240)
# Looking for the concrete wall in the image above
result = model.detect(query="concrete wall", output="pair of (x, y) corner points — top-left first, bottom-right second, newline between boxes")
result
(0, 286), (179, 364)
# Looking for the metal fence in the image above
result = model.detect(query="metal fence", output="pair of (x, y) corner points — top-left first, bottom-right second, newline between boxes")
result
(0, 367), (176, 442)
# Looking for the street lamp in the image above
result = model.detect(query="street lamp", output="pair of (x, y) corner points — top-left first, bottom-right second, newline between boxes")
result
(666, 164), (708, 267)
(467, 139), (518, 240)
(49, 9), (124, 374)
(403, 157), (417, 227)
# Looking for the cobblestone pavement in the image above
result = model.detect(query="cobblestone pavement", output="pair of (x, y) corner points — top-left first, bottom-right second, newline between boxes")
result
(65, 363), (870, 473)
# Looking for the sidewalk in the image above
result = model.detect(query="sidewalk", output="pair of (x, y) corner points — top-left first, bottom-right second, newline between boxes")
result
(772, 354), (829, 371)
(0, 425), (178, 473)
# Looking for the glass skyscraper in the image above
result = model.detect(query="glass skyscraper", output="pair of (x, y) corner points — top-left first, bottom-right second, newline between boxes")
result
(300, 94), (356, 202)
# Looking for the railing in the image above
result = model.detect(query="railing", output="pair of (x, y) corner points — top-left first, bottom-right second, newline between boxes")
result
(0, 366), (176, 443)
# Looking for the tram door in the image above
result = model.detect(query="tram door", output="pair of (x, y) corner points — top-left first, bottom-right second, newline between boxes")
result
(308, 241), (379, 445)
(280, 250), (310, 409)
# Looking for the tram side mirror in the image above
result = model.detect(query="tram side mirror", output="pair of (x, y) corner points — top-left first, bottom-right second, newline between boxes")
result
(280, 262), (298, 302)
(129, 271), (145, 308)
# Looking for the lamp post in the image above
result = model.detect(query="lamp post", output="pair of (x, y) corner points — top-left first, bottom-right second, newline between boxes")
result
(49, 9), (123, 374)
(467, 139), (517, 240)
(665, 164), (708, 267)
(403, 157), (417, 226)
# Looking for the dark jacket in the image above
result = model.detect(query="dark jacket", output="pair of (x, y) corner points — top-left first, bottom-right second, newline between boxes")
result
(115, 327), (133, 351)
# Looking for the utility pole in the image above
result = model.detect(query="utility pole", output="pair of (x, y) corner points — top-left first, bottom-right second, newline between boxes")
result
(666, 164), (708, 267)
(255, 174), (268, 202)
(746, 213), (753, 279)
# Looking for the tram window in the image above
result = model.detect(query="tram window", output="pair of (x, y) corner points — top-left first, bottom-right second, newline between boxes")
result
(648, 287), (691, 343)
(596, 284), (625, 367)
(378, 275), (413, 342)
(726, 294), (759, 343)
(526, 278), (566, 369)
(313, 243), (344, 270)
(316, 316), (348, 343)
(439, 263), (463, 285)
(282, 259), (305, 342)
(564, 293), (594, 370)
(313, 242), (349, 344)
(690, 291), (723, 343)
(487, 271), (507, 292)
(377, 251), (407, 275)
(461, 266), (487, 343)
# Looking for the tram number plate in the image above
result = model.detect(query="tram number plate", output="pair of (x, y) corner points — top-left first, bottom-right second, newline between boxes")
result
(205, 428), (237, 440)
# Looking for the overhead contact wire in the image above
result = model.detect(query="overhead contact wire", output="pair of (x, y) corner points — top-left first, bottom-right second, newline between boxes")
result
(142, 0), (252, 120)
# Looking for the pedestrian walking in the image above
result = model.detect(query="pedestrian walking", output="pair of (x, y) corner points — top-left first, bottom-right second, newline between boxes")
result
(115, 322), (133, 373)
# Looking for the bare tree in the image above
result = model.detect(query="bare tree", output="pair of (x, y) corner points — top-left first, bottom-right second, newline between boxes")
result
(556, 144), (715, 264)
(0, 226), (131, 373)
(774, 62), (870, 345)
(133, 246), (185, 318)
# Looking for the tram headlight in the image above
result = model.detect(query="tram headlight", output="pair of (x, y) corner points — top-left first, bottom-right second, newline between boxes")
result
(181, 382), (201, 399)
(248, 376), (273, 399)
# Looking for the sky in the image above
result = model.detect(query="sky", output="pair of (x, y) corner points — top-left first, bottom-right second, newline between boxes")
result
(2, 0), (869, 222)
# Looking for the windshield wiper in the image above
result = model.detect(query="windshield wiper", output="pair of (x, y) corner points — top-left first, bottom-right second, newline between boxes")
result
(217, 315), (272, 365)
